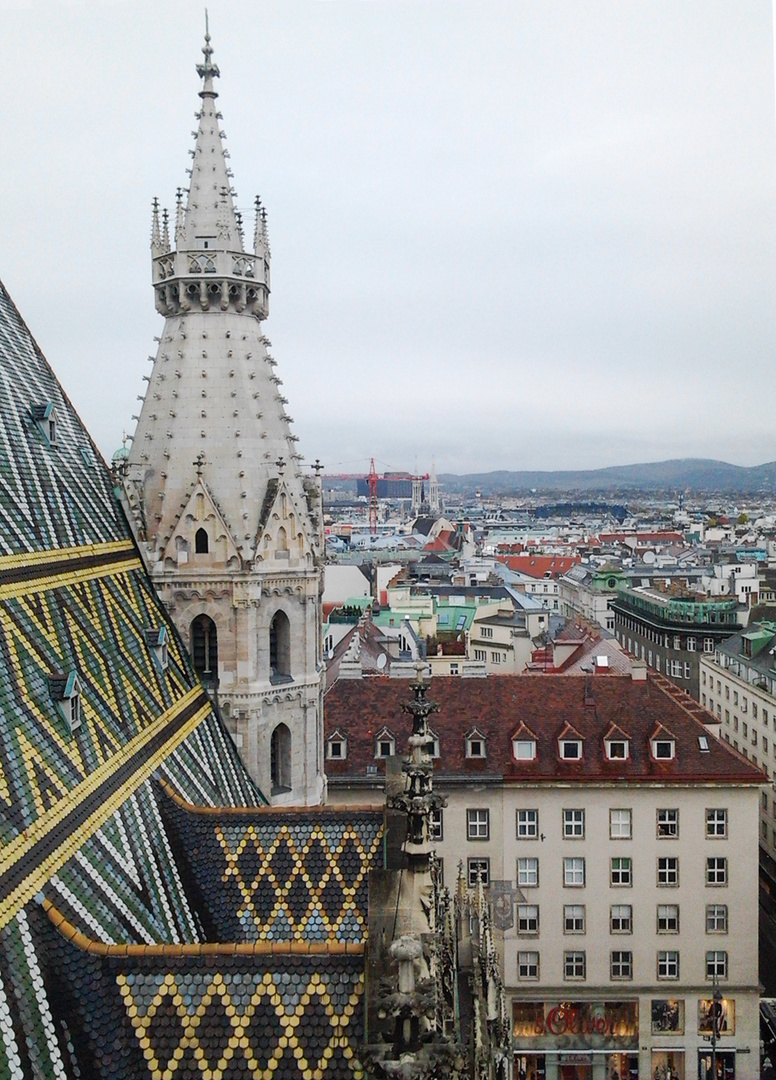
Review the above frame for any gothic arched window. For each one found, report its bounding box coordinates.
[269,611,291,684]
[195,528,209,554]
[270,723,292,794]
[191,615,218,683]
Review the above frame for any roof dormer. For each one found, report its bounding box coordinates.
[465,727,487,759]
[557,721,584,761]
[603,722,631,761]
[327,729,347,761]
[144,626,169,672]
[32,402,58,446]
[375,727,396,759]
[49,670,82,734]
[511,721,538,761]
[650,722,677,761]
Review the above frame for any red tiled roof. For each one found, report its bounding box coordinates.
[324,675,763,785]
[496,555,581,578]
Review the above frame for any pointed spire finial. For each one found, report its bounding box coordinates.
[196,9,220,90]
[151,197,162,251]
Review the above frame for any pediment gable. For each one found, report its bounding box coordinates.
[162,479,242,570]
[253,478,314,569]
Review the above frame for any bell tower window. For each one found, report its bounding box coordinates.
[191,615,218,683]
[270,723,292,794]
[269,611,291,683]
[195,528,209,554]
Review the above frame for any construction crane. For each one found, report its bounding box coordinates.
[321,460,430,535]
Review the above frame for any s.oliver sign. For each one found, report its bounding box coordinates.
[513,1002,639,1049]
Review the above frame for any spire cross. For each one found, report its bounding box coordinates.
[194,452,206,477]
[196,10,220,84]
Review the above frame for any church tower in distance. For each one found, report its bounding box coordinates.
[123,26,325,805]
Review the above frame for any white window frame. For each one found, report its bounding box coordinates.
[559,739,583,760]
[610,950,633,980]
[516,809,538,839]
[517,904,539,935]
[467,808,490,841]
[706,808,728,838]
[518,857,539,888]
[705,904,727,933]
[657,904,679,933]
[517,951,539,980]
[610,904,632,934]
[705,950,727,980]
[513,739,536,761]
[564,856,585,887]
[605,739,629,760]
[657,857,679,887]
[706,857,727,886]
[610,857,632,887]
[563,808,585,838]
[610,808,632,839]
[652,739,675,760]
[657,809,679,838]
[564,951,586,980]
[466,730,486,759]
[564,904,585,934]
[657,950,680,980]
[467,857,490,888]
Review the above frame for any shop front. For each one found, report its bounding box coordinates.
[513,1001,639,1080]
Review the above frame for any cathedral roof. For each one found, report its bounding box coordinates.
[0,276,382,1077]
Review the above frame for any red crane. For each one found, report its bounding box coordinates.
[321,460,431,536]
[367,458,378,535]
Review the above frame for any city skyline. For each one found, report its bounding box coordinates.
[1,0,774,474]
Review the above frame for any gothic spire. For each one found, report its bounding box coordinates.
[183,17,241,250]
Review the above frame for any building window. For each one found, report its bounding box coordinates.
[611,951,632,980]
[517,904,539,935]
[326,732,347,760]
[375,728,396,758]
[706,857,727,886]
[657,904,679,933]
[466,730,486,758]
[269,610,291,682]
[564,857,585,887]
[610,904,632,934]
[467,809,489,841]
[513,739,536,761]
[270,723,292,794]
[518,858,539,887]
[50,671,82,734]
[652,738,675,760]
[564,951,586,980]
[517,951,539,980]
[563,809,585,838]
[559,739,583,760]
[490,651,502,664]
[657,857,679,887]
[606,739,629,760]
[144,626,169,672]
[516,809,538,839]
[610,809,632,839]
[706,809,728,838]
[191,614,218,683]
[610,857,632,886]
[705,951,727,980]
[480,626,493,639]
[467,858,490,888]
[429,809,443,841]
[474,649,487,661]
[687,637,697,652]
[657,951,680,980]
[657,809,679,838]
[704,638,714,652]
[564,904,586,934]
[706,904,728,933]
[195,527,209,554]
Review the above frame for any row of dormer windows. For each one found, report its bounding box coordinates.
[326,729,681,763]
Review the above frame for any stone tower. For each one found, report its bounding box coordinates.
[122,26,325,805]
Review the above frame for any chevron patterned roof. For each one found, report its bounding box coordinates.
[0,280,383,1079]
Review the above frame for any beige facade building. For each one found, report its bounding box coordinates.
[122,33,324,804]
[324,673,763,1080]
[700,621,776,869]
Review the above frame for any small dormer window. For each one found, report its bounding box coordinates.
[327,731,347,760]
[375,728,395,758]
[428,730,441,759]
[653,739,676,760]
[606,740,629,761]
[49,671,82,734]
[513,739,536,760]
[466,729,486,759]
[560,739,582,760]
[144,627,169,672]
[33,403,58,446]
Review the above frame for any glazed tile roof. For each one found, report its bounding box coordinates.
[0,278,383,1079]
[324,674,765,785]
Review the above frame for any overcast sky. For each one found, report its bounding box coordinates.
[1,1,774,474]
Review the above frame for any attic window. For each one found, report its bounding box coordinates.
[428,730,441,758]
[513,738,536,761]
[652,738,676,761]
[49,671,82,734]
[559,739,583,760]
[466,730,486,759]
[33,403,58,446]
[698,736,710,753]
[375,728,396,758]
[606,739,629,761]
[327,731,347,761]
[144,627,169,672]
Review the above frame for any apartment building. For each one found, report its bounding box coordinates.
[700,621,776,872]
[324,673,763,1080]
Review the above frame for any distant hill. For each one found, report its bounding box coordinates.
[439,459,776,495]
